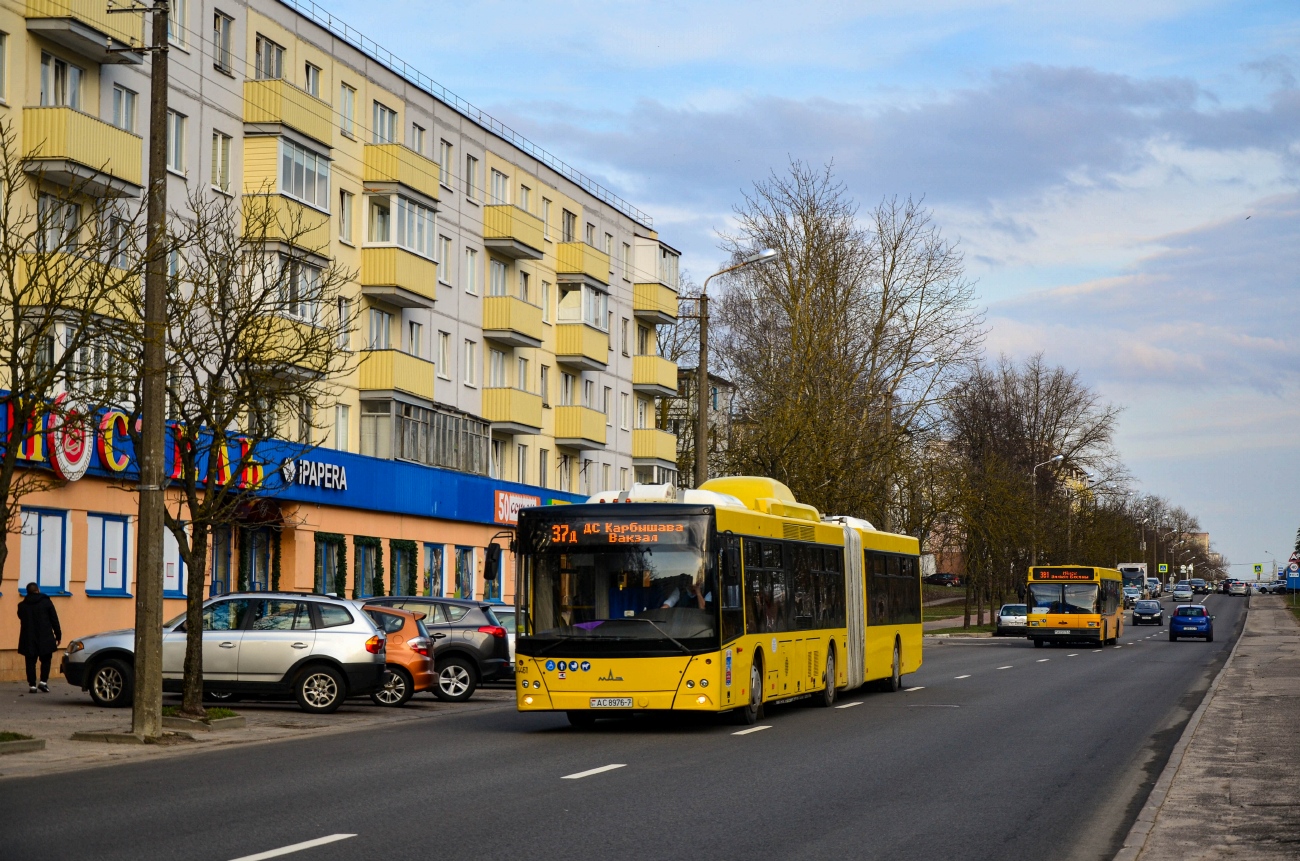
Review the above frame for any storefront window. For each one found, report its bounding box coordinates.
[356,542,378,598]
[424,543,444,597]
[455,546,475,599]
[242,528,271,591]
[314,536,341,594]
[391,543,413,596]
[211,528,231,596]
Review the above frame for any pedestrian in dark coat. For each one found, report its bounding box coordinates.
[17,582,61,693]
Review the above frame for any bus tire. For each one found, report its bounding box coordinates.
[733,657,764,725]
[815,649,836,707]
[881,641,901,692]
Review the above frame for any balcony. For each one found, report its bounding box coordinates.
[243,195,331,256]
[554,406,606,450]
[25,0,144,64]
[22,107,143,197]
[556,242,610,288]
[633,428,678,465]
[17,253,138,321]
[483,205,544,260]
[482,388,544,435]
[555,323,609,371]
[364,144,440,203]
[633,355,678,398]
[633,282,679,325]
[243,79,334,148]
[483,295,543,348]
[358,350,436,402]
[360,247,438,309]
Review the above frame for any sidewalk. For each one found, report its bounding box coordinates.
[0,680,514,781]
[1120,595,1300,860]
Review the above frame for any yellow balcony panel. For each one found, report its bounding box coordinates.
[483,296,544,348]
[243,195,331,257]
[483,205,544,260]
[556,242,610,288]
[25,0,144,64]
[633,355,678,398]
[17,253,138,321]
[364,144,440,203]
[358,350,435,402]
[482,388,544,434]
[554,406,607,450]
[243,79,334,148]
[555,323,609,371]
[22,107,143,196]
[250,315,336,377]
[633,282,679,325]
[633,428,678,465]
[360,247,438,309]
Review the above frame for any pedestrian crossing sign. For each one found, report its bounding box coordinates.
[1254,563,1263,576]
[1158,563,1168,573]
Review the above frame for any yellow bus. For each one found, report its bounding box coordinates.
[1025,566,1124,648]
[512,477,923,726]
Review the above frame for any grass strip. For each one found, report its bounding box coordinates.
[0,731,33,742]
[161,706,239,720]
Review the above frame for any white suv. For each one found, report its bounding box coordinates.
[62,593,388,713]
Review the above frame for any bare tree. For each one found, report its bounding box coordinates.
[112,187,355,716]
[0,121,145,584]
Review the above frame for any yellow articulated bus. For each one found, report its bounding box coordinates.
[1026,566,1125,648]
[512,476,922,726]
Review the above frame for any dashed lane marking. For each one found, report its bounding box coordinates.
[955,674,971,679]
[1068,653,1079,657]
[562,764,627,779]
[732,725,772,736]
[904,686,925,692]
[835,701,863,709]
[227,835,357,861]
[1037,659,1049,662]
[997,666,1013,670]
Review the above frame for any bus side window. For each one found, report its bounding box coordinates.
[720,535,743,643]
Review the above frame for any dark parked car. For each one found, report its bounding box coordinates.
[1132,599,1164,626]
[364,597,510,702]
[1169,605,1214,642]
[924,572,962,587]
[1188,579,1209,595]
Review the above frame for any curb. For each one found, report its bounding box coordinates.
[1112,596,1249,861]
[0,738,45,755]
[162,715,247,732]
[70,730,197,744]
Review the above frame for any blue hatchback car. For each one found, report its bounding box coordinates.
[1169,604,1214,642]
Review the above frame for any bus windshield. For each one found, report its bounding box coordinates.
[1028,582,1099,615]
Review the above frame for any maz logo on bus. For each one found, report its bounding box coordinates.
[1032,567,1096,581]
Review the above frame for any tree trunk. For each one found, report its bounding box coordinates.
[179,529,209,717]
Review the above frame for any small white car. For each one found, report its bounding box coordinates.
[1172,583,1194,602]
[1228,580,1250,596]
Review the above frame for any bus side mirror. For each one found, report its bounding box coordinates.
[485,543,502,581]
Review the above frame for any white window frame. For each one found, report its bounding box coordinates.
[373,101,398,144]
[464,247,479,295]
[304,62,321,97]
[368,308,392,350]
[19,508,69,595]
[437,331,451,379]
[166,110,186,174]
[340,84,356,136]
[211,131,232,193]
[278,138,331,212]
[112,84,137,133]
[463,339,478,387]
[85,513,131,596]
[339,189,354,244]
[254,34,284,80]
[212,12,234,74]
[335,404,350,452]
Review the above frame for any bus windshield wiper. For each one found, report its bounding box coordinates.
[619,618,691,654]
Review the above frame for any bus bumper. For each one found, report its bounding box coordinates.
[1029,629,1102,644]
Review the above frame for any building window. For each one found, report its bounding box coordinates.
[516,443,528,484]
[604,387,612,424]
[86,514,130,596]
[422,544,444,597]
[602,463,611,492]
[638,325,653,356]
[335,404,350,451]
[279,138,330,210]
[484,559,502,602]
[490,169,509,204]
[437,331,451,378]
[464,247,479,294]
[39,53,81,108]
[212,12,233,73]
[211,528,232,597]
[37,193,79,253]
[390,543,413,596]
[622,242,631,280]
[254,35,284,79]
[355,541,378,599]
[560,372,575,406]
[454,547,475,599]
[636,398,648,429]
[368,308,391,350]
[336,297,351,349]
[621,467,630,491]
[463,339,477,386]
[586,223,596,245]
[339,83,356,135]
[111,85,137,133]
[368,196,390,243]
[211,132,232,192]
[304,62,321,97]
[282,257,320,321]
[561,209,576,243]
[437,235,451,280]
[541,280,551,322]
[540,365,550,407]
[438,139,453,187]
[0,33,7,100]
[411,123,425,154]
[621,318,629,356]
[517,357,529,391]
[538,449,549,489]
[605,232,613,257]
[583,379,595,408]
[339,190,354,243]
[314,537,341,594]
[488,348,507,388]
[542,198,551,238]
[621,392,630,429]
[465,155,480,200]
[168,0,187,47]
[559,455,572,491]
[297,397,312,444]
[395,197,435,258]
[519,184,531,212]
[166,110,185,173]
[19,509,67,594]
[407,321,423,358]
[518,270,530,303]
[660,248,679,288]
[489,259,507,297]
[373,101,398,144]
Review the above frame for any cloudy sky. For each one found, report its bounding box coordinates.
[324,0,1299,569]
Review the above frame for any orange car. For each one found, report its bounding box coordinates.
[361,605,436,706]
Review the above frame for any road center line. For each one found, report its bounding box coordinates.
[561,763,627,779]
[227,835,356,861]
[1068,653,1079,657]
[955,674,971,679]
[835,701,863,709]
[904,686,925,692]
[997,665,1012,670]
[732,725,773,736]
[1037,658,1049,662]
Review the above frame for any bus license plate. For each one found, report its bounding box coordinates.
[1055,630,1069,634]
[590,697,633,709]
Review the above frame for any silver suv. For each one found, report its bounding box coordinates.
[62,593,387,714]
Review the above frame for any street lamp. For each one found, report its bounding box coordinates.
[695,248,780,487]
[1030,454,1064,566]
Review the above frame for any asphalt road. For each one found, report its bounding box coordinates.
[0,592,1246,861]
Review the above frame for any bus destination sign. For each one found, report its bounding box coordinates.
[549,519,694,546]
[1031,567,1096,581]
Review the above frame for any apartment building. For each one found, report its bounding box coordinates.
[0,0,680,677]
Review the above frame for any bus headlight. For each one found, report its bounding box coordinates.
[523,696,534,705]
[1087,621,1099,627]
[696,696,707,704]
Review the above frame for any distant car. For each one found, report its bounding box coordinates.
[360,606,436,707]
[1169,604,1214,642]
[492,605,517,672]
[1256,579,1288,595]
[1220,579,1237,594]
[1132,600,1164,626]
[1172,583,1194,602]
[924,572,962,587]
[1122,587,1141,608]
[1228,580,1250,597]
[364,597,510,702]
[1145,578,1163,598]
[995,604,1028,637]
[1189,579,1209,595]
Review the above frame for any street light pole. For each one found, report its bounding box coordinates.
[695,249,778,488]
[1030,454,1064,566]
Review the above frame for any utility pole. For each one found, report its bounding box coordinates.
[131,0,170,740]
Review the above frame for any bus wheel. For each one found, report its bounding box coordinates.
[815,650,836,707]
[567,711,596,729]
[881,642,901,692]
[733,659,764,724]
